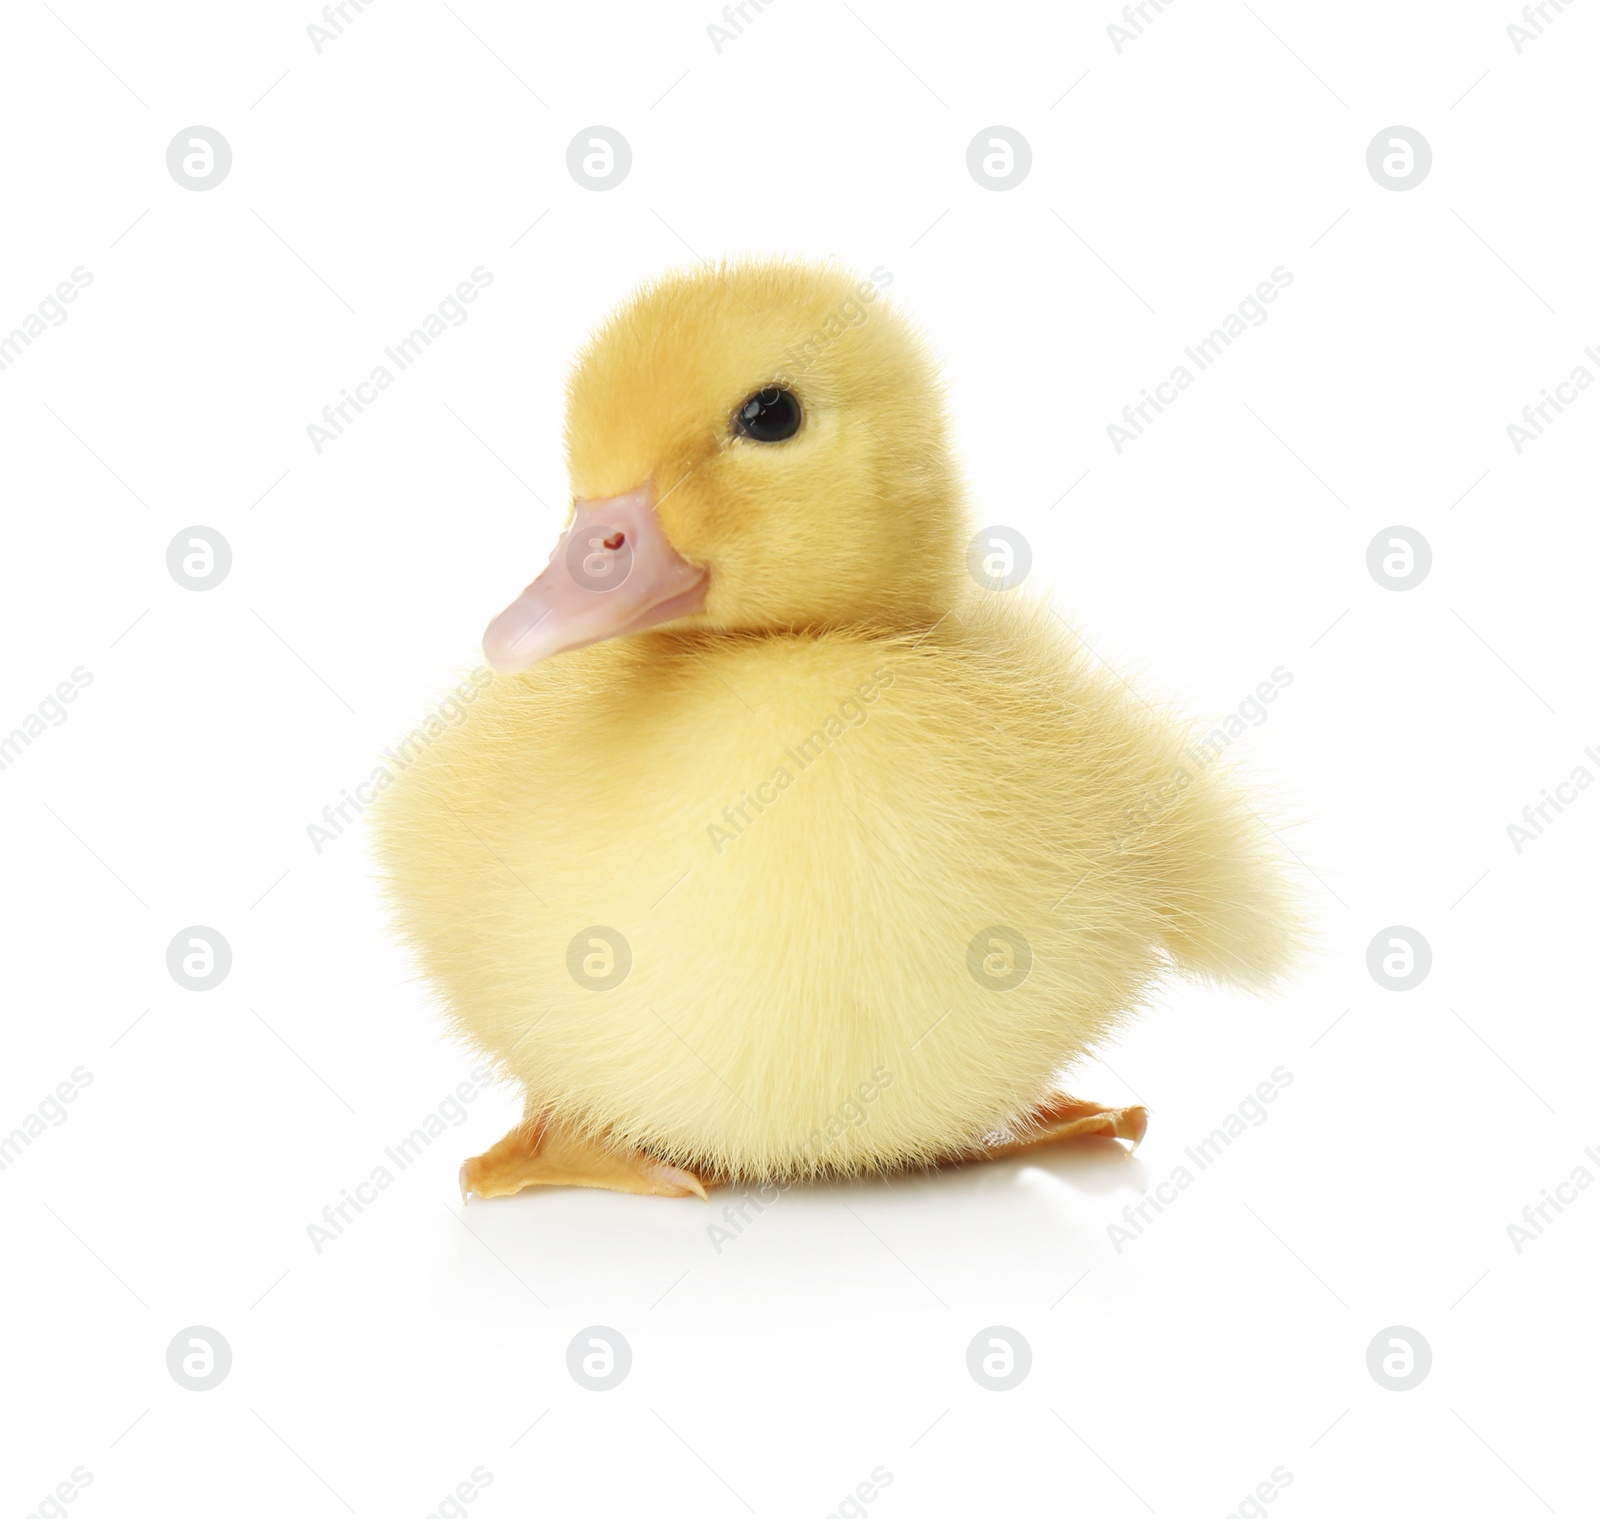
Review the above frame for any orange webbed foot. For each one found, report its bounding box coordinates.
[461,1117,709,1201]
[944,1093,1148,1166]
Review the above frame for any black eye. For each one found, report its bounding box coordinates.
[734,386,802,443]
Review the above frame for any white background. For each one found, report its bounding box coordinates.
[2,2,1596,1515]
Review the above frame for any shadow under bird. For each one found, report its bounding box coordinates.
[372,258,1299,1201]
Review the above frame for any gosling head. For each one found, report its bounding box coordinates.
[483,259,966,673]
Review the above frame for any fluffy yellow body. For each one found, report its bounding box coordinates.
[372,594,1295,1182]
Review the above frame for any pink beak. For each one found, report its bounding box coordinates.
[482,485,709,674]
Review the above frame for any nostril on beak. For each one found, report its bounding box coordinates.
[602,532,625,551]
